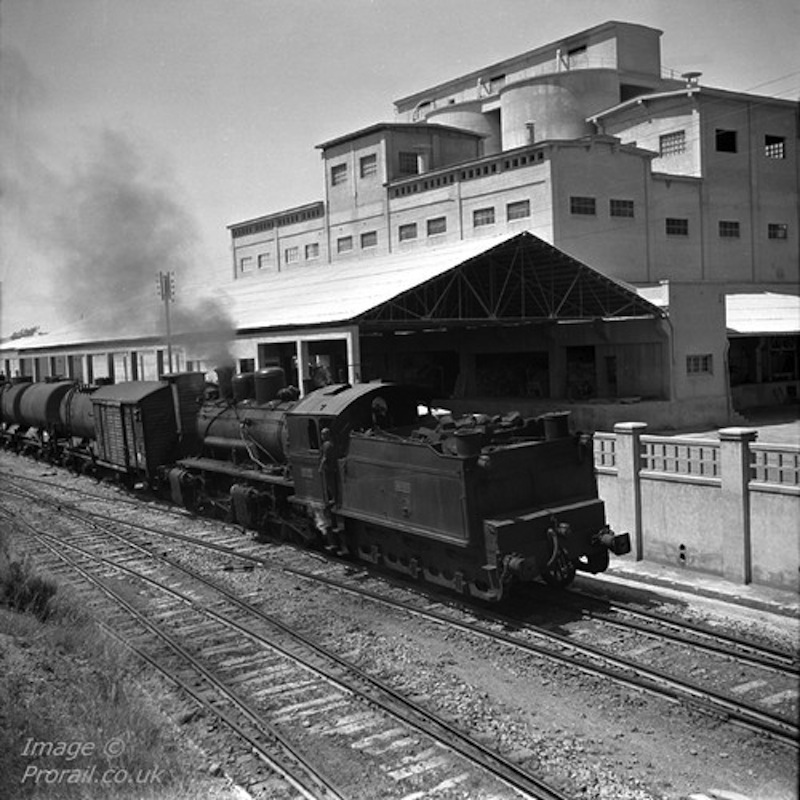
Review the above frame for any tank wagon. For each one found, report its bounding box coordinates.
[0,369,629,600]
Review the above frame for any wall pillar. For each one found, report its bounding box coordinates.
[719,427,758,583]
[345,327,361,385]
[83,354,94,384]
[295,339,310,396]
[613,422,647,561]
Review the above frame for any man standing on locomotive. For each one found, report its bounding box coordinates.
[319,428,339,507]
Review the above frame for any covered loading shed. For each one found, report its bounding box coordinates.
[229,231,667,424]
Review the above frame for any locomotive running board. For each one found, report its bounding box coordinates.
[175,457,292,486]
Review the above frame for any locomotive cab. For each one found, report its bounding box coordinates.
[286,382,428,508]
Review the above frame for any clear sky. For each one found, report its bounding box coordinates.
[1,0,798,340]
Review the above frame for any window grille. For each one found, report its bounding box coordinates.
[360,154,378,177]
[768,223,788,240]
[473,207,495,227]
[764,135,786,159]
[610,199,635,218]
[686,354,713,375]
[666,218,689,236]
[427,217,446,236]
[570,196,596,215]
[507,200,530,220]
[719,220,740,238]
[659,130,686,156]
[399,152,419,175]
[399,223,417,241]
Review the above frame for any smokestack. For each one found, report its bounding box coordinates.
[216,366,234,401]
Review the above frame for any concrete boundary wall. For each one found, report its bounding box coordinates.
[594,425,800,591]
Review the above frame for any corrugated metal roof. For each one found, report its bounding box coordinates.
[229,234,518,331]
[2,232,662,355]
[726,293,800,335]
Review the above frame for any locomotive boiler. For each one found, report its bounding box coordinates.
[0,369,630,601]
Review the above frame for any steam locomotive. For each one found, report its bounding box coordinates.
[0,368,629,601]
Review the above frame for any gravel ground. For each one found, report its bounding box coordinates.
[1,451,797,799]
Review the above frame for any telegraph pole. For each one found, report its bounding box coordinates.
[156,271,175,373]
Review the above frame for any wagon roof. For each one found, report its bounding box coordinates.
[91,381,169,404]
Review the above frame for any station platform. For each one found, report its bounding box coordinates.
[578,559,799,619]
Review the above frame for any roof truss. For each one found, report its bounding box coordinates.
[358,232,662,328]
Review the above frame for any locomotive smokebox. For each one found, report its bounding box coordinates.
[216,366,234,401]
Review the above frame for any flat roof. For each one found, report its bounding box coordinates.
[726,293,800,336]
[590,85,798,122]
[315,122,484,152]
[394,21,660,109]
[636,287,800,336]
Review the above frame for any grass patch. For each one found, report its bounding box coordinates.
[0,526,233,798]
[0,529,59,621]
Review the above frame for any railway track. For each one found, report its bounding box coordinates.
[2,468,797,754]
[1,480,571,800]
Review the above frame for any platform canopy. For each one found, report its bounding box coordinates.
[233,231,663,334]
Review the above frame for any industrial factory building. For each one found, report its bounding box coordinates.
[3,20,798,427]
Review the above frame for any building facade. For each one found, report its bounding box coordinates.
[227,20,798,417]
[230,20,798,292]
[3,21,797,426]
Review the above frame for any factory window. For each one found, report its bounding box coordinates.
[768,223,788,240]
[473,207,495,227]
[489,73,505,93]
[507,200,530,220]
[284,246,299,264]
[399,151,419,175]
[610,199,635,218]
[305,242,320,259]
[719,220,740,238]
[764,135,786,159]
[399,223,417,241]
[427,216,447,236]
[331,163,348,185]
[360,154,378,177]
[361,231,378,248]
[666,218,689,237]
[686,354,713,375]
[336,236,353,253]
[257,253,271,269]
[715,129,737,153]
[659,130,686,156]
[566,44,587,68]
[570,196,596,215]
[239,256,253,273]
